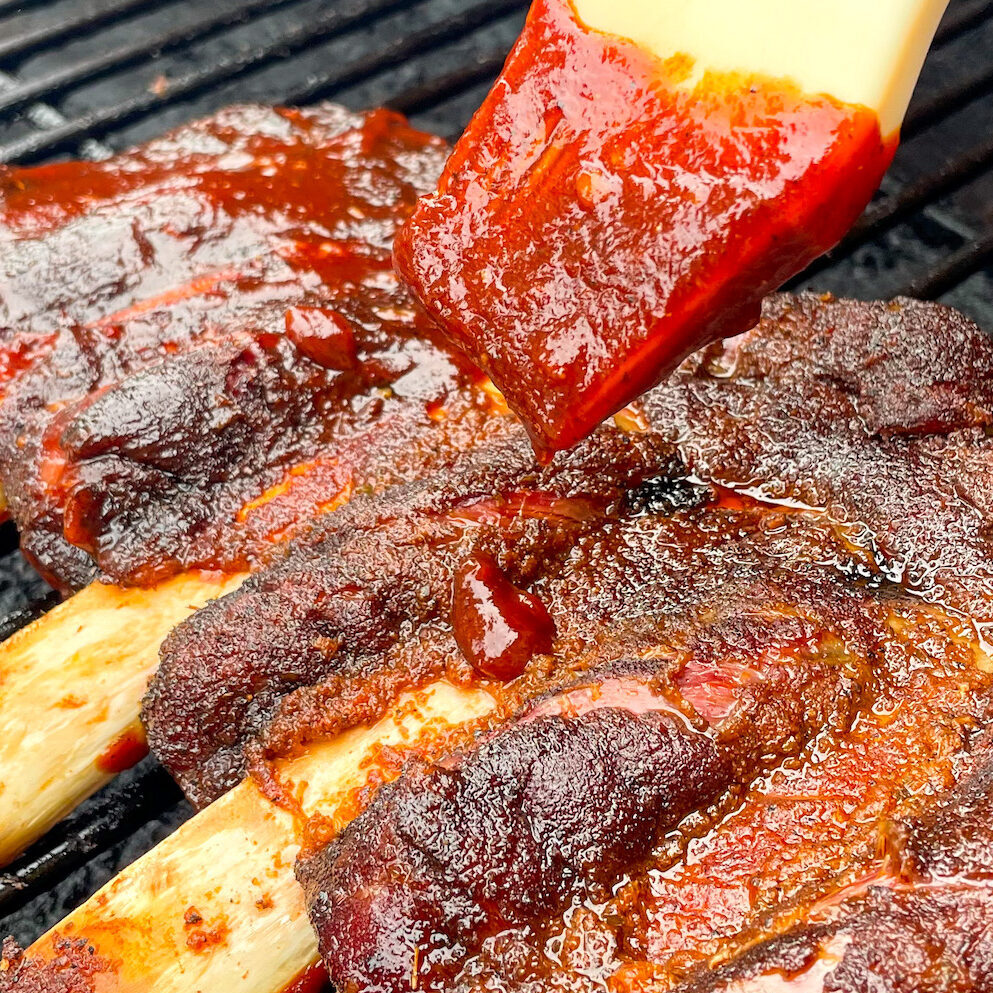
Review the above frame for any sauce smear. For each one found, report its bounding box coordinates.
[395,0,896,457]
[95,725,149,774]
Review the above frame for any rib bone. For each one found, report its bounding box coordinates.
[7,681,494,992]
[0,571,245,865]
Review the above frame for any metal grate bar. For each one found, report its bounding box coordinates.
[281,0,527,106]
[0,762,182,921]
[0,0,50,18]
[0,0,306,117]
[901,231,993,298]
[0,0,413,163]
[903,61,993,139]
[0,68,112,160]
[933,0,993,43]
[0,0,982,125]
[389,52,509,118]
[795,134,993,286]
[0,590,60,643]
[0,0,161,64]
[0,0,525,163]
[0,0,465,162]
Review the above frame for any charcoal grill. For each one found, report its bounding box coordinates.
[0,0,991,957]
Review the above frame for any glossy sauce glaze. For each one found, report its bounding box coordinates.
[451,551,557,681]
[395,0,895,457]
[0,105,516,590]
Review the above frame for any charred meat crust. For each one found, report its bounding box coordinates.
[647,293,993,621]
[144,418,876,809]
[296,563,993,993]
[148,293,993,809]
[299,703,731,993]
[143,428,690,805]
[299,644,861,993]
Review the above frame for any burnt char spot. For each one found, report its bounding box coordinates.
[299,705,729,993]
[648,294,993,622]
[0,936,111,993]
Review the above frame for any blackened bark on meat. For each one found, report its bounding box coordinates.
[300,704,728,993]
[143,494,589,806]
[299,644,859,993]
[144,428,690,805]
[647,294,993,621]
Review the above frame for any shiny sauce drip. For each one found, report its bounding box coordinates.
[395,0,896,457]
[284,306,359,371]
[95,725,149,775]
[451,551,556,681]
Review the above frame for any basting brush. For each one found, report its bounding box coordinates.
[396,0,950,456]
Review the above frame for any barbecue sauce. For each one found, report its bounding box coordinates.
[284,306,359,371]
[451,551,556,680]
[95,724,149,774]
[395,0,896,457]
[0,105,518,591]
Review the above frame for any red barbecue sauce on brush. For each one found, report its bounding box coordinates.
[395,0,897,458]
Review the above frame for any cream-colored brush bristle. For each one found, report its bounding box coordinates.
[17,681,496,992]
[574,0,949,135]
[0,571,246,865]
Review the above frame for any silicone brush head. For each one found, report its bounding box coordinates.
[395,0,948,457]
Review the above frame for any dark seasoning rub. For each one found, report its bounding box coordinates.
[142,278,993,989]
[285,298,993,992]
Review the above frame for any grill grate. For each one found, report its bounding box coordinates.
[0,0,528,161]
[1,0,992,955]
[0,0,161,63]
[0,0,304,117]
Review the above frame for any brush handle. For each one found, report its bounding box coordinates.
[574,0,950,135]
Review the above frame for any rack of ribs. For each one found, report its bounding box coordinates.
[3,106,993,993]
[0,103,523,862]
[0,102,512,592]
[4,288,993,990]
[112,294,993,990]
[145,291,993,803]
